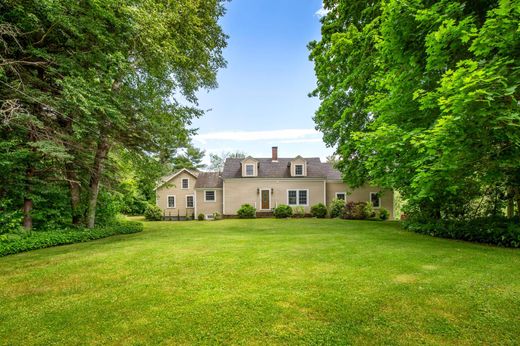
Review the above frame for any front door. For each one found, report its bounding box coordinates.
[261,189,270,210]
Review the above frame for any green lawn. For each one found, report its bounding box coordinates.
[1,219,519,345]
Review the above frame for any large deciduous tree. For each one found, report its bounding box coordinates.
[310,0,520,221]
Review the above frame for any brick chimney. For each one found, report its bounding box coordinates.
[272,146,278,162]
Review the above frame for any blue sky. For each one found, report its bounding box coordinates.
[192,0,332,164]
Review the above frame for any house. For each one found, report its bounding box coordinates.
[155,147,393,219]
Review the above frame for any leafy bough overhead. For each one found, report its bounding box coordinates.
[309,0,520,223]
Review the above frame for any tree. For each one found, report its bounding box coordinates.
[171,144,206,171]
[310,0,520,221]
[0,0,227,229]
[209,151,247,172]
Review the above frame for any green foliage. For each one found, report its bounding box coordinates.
[342,202,371,220]
[273,204,293,218]
[213,212,222,220]
[310,0,520,229]
[144,204,162,221]
[329,198,345,219]
[237,204,256,219]
[292,206,305,218]
[0,221,143,257]
[197,213,205,221]
[379,208,390,221]
[310,203,328,218]
[171,144,206,171]
[0,200,23,234]
[404,217,520,248]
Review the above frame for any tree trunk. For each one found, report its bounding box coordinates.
[507,188,515,218]
[22,165,34,231]
[86,135,110,229]
[65,163,82,225]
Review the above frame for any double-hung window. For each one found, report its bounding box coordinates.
[181,178,189,189]
[167,195,176,208]
[287,189,308,206]
[294,164,303,176]
[370,192,381,208]
[336,192,346,201]
[186,195,194,208]
[205,190,216,202]
[245,164,254,176]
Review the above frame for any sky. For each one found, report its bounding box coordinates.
[192,0,332,165]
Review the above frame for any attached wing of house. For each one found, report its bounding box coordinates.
[155,147,393,219]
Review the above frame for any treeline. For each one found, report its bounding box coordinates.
[310,1,520,230]
[0,0,227,231]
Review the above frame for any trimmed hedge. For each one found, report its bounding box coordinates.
[0,221,143,257]
[310,203,327,218]
[403,217,520,248]
[273,204,293,218]
[237,204,256,218]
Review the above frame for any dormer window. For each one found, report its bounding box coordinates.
[245,164,255,176]
[290,156,307,177]
[295,164,303,176]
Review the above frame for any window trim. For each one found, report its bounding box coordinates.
[167,195,176,208]
[181,178,189,189]
[245,164,255,176]
[204,190,216,202]
[370,192,381,208]
[335,192,347,201]
[294,164,304,176]
[186,195,194,208]
[287,189,309,206]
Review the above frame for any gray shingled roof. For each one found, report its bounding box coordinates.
[194,172,223,188]
[222,157,342,180]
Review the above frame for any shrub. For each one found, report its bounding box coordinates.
[237,204,256,218]
[0,221,143,257]
[144,204,162,221]
[342,201,371,220]
[379,208,390,220]
[311,203,327,218]
[403,216,520,248]
[198,213,205,221]
[213,212,222,220]
[329,198,345,218]
[274,204,293,218]
[292,206,305,218]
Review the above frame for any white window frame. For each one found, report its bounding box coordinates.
[287,189,309,206]
[167,195,176,208]
[245,164,255,176]
[181,178,189,189]
[294,164,304,176]
[186,195,194,208]
[204,190,216,202]
[335,192,347,200]
[370,192,381,208]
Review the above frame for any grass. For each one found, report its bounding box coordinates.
[0,218,519,345]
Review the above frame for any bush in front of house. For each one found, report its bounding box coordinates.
[329,198,345,218]
[292,206,305,218]
[213,212,222,220]
[144,204,162,221]
[311,203,328,218]
[342,201,371,220]
[198,213,205,221]
[379,208,390,220]
[273,204,293,218]
[237,204,256,218]
[0,221,143,257]
[403,216,520,248]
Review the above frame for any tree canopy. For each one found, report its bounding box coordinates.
[310,0,520,221]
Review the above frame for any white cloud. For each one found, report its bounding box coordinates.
[195,129,320,144]
[280,138,323,144]
[315,5,329,18]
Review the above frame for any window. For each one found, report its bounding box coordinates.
[336,192,346,201]
[295,164,303,176]
[181,178,189,189]
[287,189,308,206]
[288,190,297,205]
[370,192,381,208]
[167,195,175,208]
[205,190,216,202]
[245,164,254,176]
[186,195,194,208]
